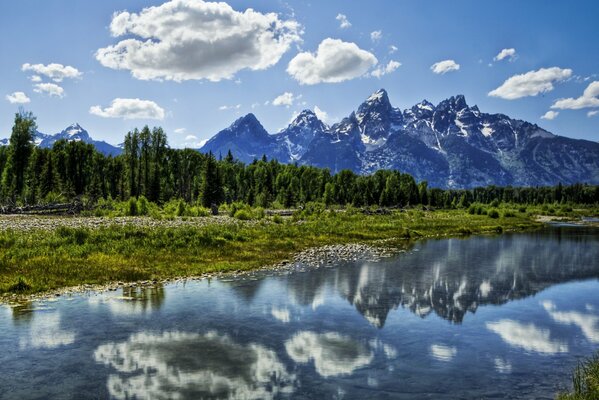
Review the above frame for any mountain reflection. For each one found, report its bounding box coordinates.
[284,227,599,326]
[94,331,295,400]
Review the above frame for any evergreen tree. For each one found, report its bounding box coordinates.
[1,110,36,202]
[200,152,224,207]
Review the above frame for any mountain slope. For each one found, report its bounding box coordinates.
[199,89,599,188]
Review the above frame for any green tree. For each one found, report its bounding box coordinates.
[1,110,36,202]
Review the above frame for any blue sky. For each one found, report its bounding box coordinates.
[0,0,598,146]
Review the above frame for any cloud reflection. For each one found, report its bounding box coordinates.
[430,344,457,362]
[542,301,599,343]
[285,331,373,377]
[486,319,568,354]
[94,331,295,400]
[19,312,75,349]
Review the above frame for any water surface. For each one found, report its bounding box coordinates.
[1,226,599,399]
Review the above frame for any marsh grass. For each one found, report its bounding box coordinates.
[0,209,542,295]
[557,353,599,400]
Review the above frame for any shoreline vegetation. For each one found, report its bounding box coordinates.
[1,201,598,301]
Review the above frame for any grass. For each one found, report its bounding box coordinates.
[557,353,599,399]
[0,208,544,296]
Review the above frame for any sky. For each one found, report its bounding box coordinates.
[0,0,598,147]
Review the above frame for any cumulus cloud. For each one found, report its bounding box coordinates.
[33,83,65,98]
[494,48,517,62]
[185,134,198,141]
[486,319,568,354]
[389,45,398,54]
[22,63,82,82]
[29,75,42,83]
[90,98,165,120]
[336,13,351,29]
[488,67,572,100]
[371,60,401,78]
[285,331,373,377]
[370,30,382,42]
[588,110,598,117]
[95,331,295,399]
[272,92,296,107]
[96,0,302,82]
[430,59,460,74]
[287,38,378,85]
[551,81,599,110]
[541,110,559,120]
[5,91,30,104]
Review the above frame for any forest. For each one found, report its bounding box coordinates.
[1,111,598,210]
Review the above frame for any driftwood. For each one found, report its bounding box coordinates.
[0,201,83,215]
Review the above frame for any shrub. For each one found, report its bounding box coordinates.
[253,207,265,219]
[127,198,138,216]
[272,215,283,224]
[488,209,500,219]
[518,206,527,213]
[490,199,500,208]
[137,196,149,216]
[234,209,252,220]
[503,211,516,218]
[468,205,476,215]
[9,276,31,293]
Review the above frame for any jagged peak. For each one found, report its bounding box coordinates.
[363,88,390,106]
[413,99,435,112]
[437,94,469,111]
[289,109,325,129]
[230,113,262,128]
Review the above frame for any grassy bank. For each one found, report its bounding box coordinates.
[557,353,599,399]
[0,207,544,296]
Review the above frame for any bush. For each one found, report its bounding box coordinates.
[137,196,149,216]
[234,209,252,220]
[176,200,187,217]
[488,209,500,219]
[127,198,138,216]
[490,199,500,208]
[503,211,516,218]
[518,206,527,213]
[468,205,476,215]
[9,276,31,293]
[272,215,283,224]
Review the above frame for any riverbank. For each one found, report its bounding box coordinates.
[0,208,546,300]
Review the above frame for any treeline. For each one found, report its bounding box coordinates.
[1,111,598,208]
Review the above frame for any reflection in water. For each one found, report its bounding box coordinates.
[89,285,165,315]
[285,331,373,377]
[282,227,599,326]
[493,357,512,374]
[19,312,75,350]
[430,344,457,362]
[271,307,290,323]
[486,319,568,354]
[94,331,295,400]
[542,300,599,343]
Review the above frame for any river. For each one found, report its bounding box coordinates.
[1,225,598,399]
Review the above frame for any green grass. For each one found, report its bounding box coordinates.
[557,353,599,399]
[0,209,543,296]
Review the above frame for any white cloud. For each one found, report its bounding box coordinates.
[541,110,559,120]
[430,344,457,362]
[314,106,329,123]
[389,45,398,54]
[430,59,460,74]
[371,60,401,78]
[90,98,165,120]
[588,110,598,117]
[488,67,572,100]
[336,13,351,29]
[33,83,65,98]
[272,92,295,107]
[287,38,378,85]
[5,91,30,104]
[95,331,295,399]
[19,313,75,350]
[184,134,197,141]
[494,48,517,62]
[96,0,302,82]
[551,81,599,110]
[370,30,382,42]
[174,128,186,134]
[29,75,42,83]
[22,63,82,82]
[486,319,568,354]
[271,307,290,323]
[285,331,373,377]
[218,104,241,111]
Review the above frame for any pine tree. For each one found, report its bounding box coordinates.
[1,110,36,202]
[200,152,224,207]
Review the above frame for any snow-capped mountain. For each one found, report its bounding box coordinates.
[200,89,599,188]
[0,123,121,156]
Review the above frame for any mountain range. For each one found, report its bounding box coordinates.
[0,123,121,156]
[201,89,599,188]
[2,89,598,188]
